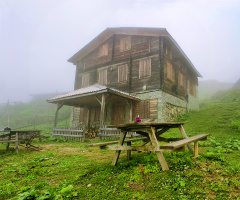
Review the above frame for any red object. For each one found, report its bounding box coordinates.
[136,117,141,122]
[108,177,111,180]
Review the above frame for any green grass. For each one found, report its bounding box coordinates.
[0,100,71,130]
[0,140,239,200]
[0,88,240,199]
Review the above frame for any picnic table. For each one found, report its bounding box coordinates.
[87,122,209,171]
[0,130,49,153]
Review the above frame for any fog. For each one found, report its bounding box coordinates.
[1,0,240,104]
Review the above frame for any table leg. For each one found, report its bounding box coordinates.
[15,132,19,153]
[179,125,194,153]
[112,131,127,166]
[148,127,169,171]
[127,142,131,160]
[193,141,199,158]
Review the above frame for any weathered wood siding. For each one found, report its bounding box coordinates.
[74,35,161,93]
[131,54,160,92]
[162,38,198,100]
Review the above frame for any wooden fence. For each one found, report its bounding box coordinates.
[52,128,85,142]
[98,126,140,140]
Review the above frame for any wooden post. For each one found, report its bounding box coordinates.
[129,100,133,123]
[179,125,193,153]
[54,102,64,128]
[112,131,127,165]
[127,142,131,160]
[15,132,18,153]
[99,94,106,128]
[193,141,199,158]
[87,106,91,130]
[148,127,169,171]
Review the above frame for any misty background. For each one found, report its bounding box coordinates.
[1,0,240,104]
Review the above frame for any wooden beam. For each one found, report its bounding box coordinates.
[87,137,147,147]
[193,141,199,158]
[99,94,106,127]
[105,94,112,103]
[112,131,127,166]
[148,127,169,171]
[160,134,209,149]
[95,96,101,105]
[179,125,194,153]
[54,102,64,128]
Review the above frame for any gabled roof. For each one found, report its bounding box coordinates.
[68,27,202,77]
[47,84,140,106]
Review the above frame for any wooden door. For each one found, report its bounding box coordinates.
[111,104,126,125]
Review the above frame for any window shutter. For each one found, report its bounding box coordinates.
[98,68,107,85]
[82,73,90,87]
[118,64,128,82]
[139,58,151,78]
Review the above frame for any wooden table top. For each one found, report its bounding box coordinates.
[112,122,188,129]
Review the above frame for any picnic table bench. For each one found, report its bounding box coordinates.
[0,130,49,153]
[87,122,209,171]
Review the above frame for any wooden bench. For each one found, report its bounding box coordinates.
[86,137,147,160]
[160,134,209,158]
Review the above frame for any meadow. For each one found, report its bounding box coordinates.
[0,88,240,199]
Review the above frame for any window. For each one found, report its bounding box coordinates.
[120,36,131,51]
[165,45,172,59]
[179,72,184,87]
[139,58,151,79]
[118,64,128,83]
[99,43,108,57]
[166,60,174,81]
[81,73,90,87]
[98,68,107,85]
[187,79,196,97]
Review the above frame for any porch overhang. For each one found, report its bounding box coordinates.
[48,84,139,128]
[47,84,140,107]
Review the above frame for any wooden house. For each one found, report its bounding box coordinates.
[48,27,202,131]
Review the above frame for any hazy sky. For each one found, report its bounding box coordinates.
[1,0,240,103]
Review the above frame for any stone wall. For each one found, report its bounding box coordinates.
[136,88,199,122]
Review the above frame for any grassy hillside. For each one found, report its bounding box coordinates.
[0,99,71,132]
[182,88,240,137]
[0,89,240,199]
[198,80,233,100]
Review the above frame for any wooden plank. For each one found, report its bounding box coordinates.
[160,134,209,149]
[52,134,84,138]
[179,125,194,153]
[193,141,199,158]
[100,145,185,153]
[15,132,18,153]
[112,131,127,166]
[127,142,131,160]
[86,137,147,147]
[148,127,169,171]
[53,129,83,133]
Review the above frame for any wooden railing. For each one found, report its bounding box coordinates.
[52,128,85,142]
[98,126,140,140]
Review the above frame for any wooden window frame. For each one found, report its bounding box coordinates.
[120,36,131,52]
[179,72,184,87]
[139,58,151,79]
[118,64,128,83]
[98,68,107,85]
[99,43,109,57]
[187,79,196,97]
[166,60,174,82]
[81,73,90,88]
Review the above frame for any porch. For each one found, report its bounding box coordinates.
[47,84,140,141]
